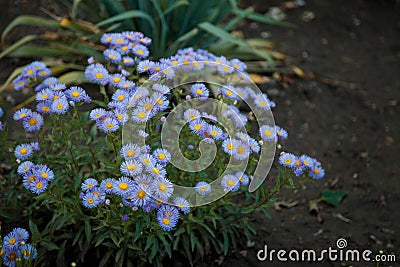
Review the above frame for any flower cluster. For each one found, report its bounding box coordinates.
[80,143,190,231]
[78,31,326,232]
[13,142,55,194]
[17,160,55,194]
[1,228,37,267]
[279,152,325,179]
[12,61,51,91]
[12,62,91,132]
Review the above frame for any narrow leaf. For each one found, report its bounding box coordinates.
[96,10,155,29]
[198,22,247,47]
[0,35,38,59]
[2,15,60,43]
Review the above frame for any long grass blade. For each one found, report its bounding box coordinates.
[95,10,155,29]
[0,35,38,59]
[1,16,60,44]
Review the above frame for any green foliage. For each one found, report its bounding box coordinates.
[0,0,292,76]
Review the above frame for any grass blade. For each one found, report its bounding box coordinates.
[1,15,60,44]
[0,35,38,59]
[95,10,155,29]
[236,9,295,27]
[198,22,247,47]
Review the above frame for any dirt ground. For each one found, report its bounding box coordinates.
[220,0,400,266]
[1,0,399,266]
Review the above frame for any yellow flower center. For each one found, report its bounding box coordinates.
[227,179,235,187]
[136,49,144,55]
[88,198,94,204]
[199,186,207,191]
[194,124,202,131]
[106,182,113,189]
[113,77,121,83]
[117,95,125,101]
[237,146,244,154]
[259,101,266,107]
[264,130,272,137]
[42,93,48,99]
[152,168,160,175]
[119,182,129,190]
[222,66,230,72]
[226,90,233,96]
[126,150,135,157]
[192,61,199,67]
[157,99,163,105]
[8,237,16,245]
[195,89,203,95]
[36,182,43,189]
[227,143,234,150]
[19,113,26,118]
[126,164,136,171]
[57,104,64,110]
[71,91,80,98]
[20,148,28,154]
[159,183,166,192]
[284,158,292,164]
[27,70,34,75]
[41,172,48,178]
[158,154,165,160]
[96,73,103,79]
[137,112,147,119]
[137,190,146,199]
[163,218,170,225]
[42,106,50,112]
[29,118,37,126]
[144,103,152,111]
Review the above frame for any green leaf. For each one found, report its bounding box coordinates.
[198,22,247,47]
[222,230,229,255]
[99,250,113,267]
[40,240,60,250]
[150,238,158,260]
[6,44,73,58]
[261,207,271,219]
[145,235,154,251]
[29,220,40,240]
[322,190,347,207]
[58,71,86,85]
[236,9,295,27]
[84,218,91,239]
[0,35,38,59]
[0,65,25,93]
[1,15,60,42]
[96,10,155,29]
[164,0,189,15]
[72,0,83,20]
